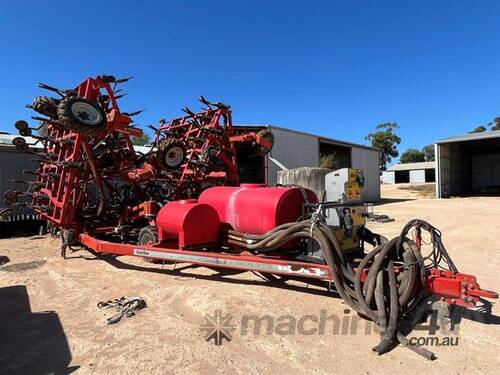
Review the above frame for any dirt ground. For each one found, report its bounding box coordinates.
[1,186,499,374]
[381,182,436,199]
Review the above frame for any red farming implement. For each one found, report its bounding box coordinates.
[7,76,273,242]
[3,76,497,360]
[130,95,273,199]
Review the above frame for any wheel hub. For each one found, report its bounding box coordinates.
[165,146,184,167]
[70,102,102,126]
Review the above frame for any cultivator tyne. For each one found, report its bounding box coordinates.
[5,75,273,240]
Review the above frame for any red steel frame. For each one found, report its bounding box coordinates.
[79,233,498,308]
[24,76,274,237]
[33,76,142,232]
[157,106,240,183]
[154,105,273,198]
[80,233,331,279]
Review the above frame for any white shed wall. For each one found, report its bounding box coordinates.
[267,127,319,186]
[409,169,426,183]
[382,171,395,184]
[265,127,380,202]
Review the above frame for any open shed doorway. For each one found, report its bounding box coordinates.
[236,143,266,183]
[395,170,410,183]
[425,169,435,182]
[438,136,500,197]
[319,141,350,169]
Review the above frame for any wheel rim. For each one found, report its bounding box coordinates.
[70,101,103,126]
[164,146,184,167]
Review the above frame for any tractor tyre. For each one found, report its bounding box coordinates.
[157,138,187,169]
[32,96,60,119]
[57,96,107,136]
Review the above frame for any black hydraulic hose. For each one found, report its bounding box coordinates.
[397,219,458,272]
[374,270,386,333]
[372,260,399,354]
[223,218,447,359]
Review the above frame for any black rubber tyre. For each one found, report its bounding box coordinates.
[3,191,17,205]
[33,96,60,118]
[57,96,107,136]
[15,121,32,137]
[157,138,187,169]
[200,146,224,167]
[15,120,29,131]
[256,129,274,156]
[19,127,32,137]
[138,226,161,263]
[14,120,32,137]
[138,225,158,246]
[12,136,27,151]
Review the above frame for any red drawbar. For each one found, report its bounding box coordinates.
[425,268,498,307]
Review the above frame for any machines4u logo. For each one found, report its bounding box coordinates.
[200,310,236,345]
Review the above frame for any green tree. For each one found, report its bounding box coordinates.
[422,144,435,161]
[365,122,401,171]
[131,133,151,146]
[491,117,500,131]
[469,125,486,133]
[400,148,425,163]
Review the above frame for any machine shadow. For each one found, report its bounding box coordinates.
[374,197,416,205]
[91,251,337,299]
[0,255,10,266]
[452,299,500,326]
[0,285,78,374]
[75,251,500,359]
[0,219,46,239]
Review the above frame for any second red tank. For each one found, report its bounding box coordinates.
[198,184,317,235]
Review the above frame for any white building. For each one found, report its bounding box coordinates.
[435,131,500,197]
[382,161,435,184]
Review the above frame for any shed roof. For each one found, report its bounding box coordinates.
[436,130,500,144]
[235,124,378,151]
[386,161,435,171]
[0,132,39,148]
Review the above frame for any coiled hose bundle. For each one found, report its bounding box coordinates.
[227,219,455,359]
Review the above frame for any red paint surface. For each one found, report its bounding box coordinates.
[198,184,318,234]
[156,199,220,247]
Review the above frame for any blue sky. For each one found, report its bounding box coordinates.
[1,1,499,162]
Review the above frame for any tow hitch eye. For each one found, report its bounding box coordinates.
[425,269,498,308]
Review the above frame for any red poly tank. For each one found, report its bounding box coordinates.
[156,199,220,248]
[198,184,317,235]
